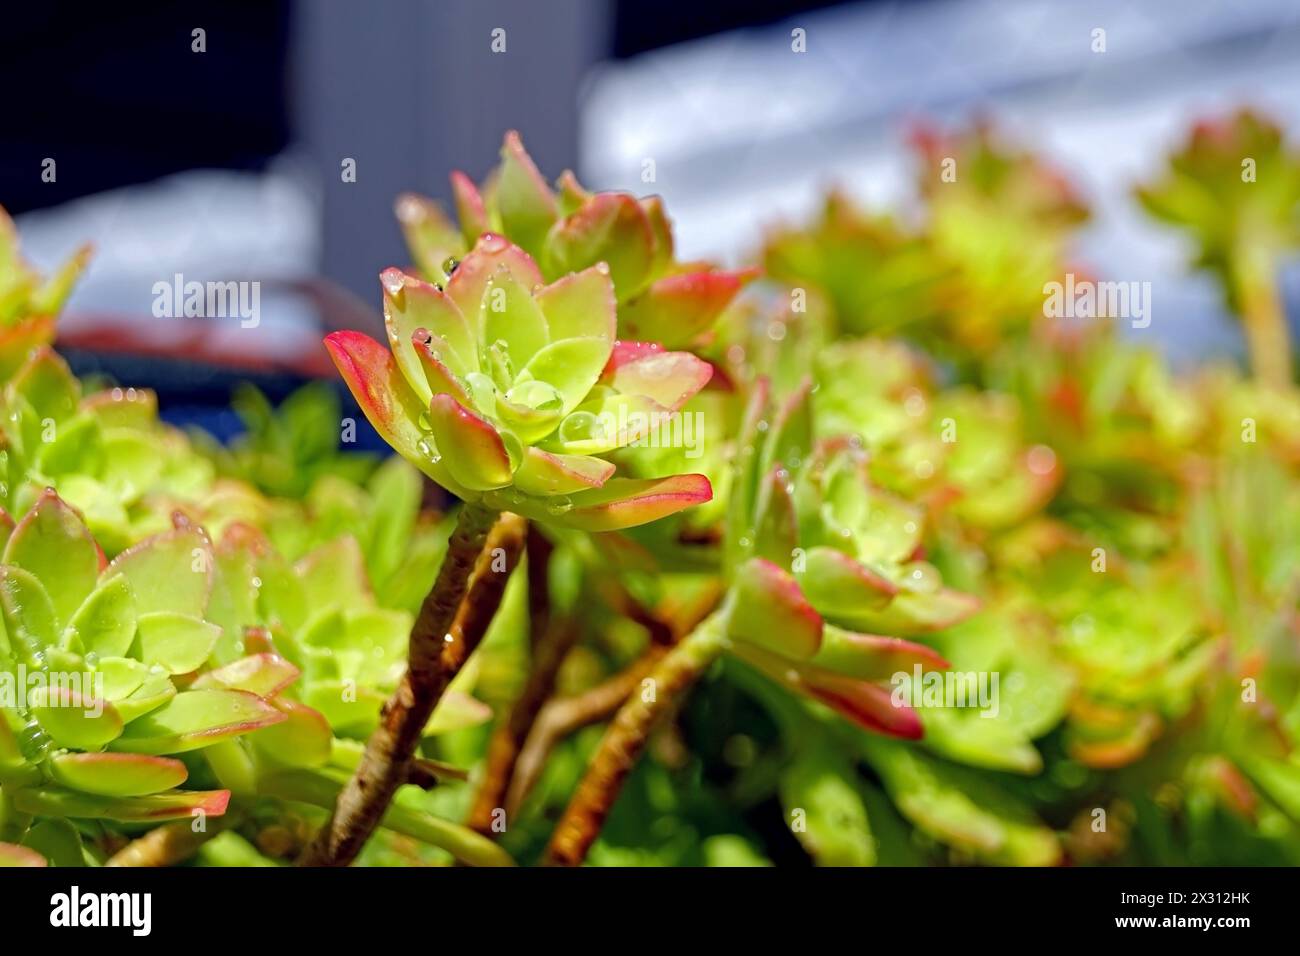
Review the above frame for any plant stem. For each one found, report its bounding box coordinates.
[1234,246,1292,387]
[269,771,514,867]
[106,815,234,867]
[298,504,522,866]
[507,647,666,816]
[543,611,728,867]
[467,615,580,835]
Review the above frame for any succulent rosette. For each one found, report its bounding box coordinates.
[0,206,89,380]
[325,233,715,530]
[716,378,978,738]
[0,490,304,843]
[396,131,756,349]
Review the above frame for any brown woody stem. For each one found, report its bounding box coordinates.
[467,614,580,835]
[298,504,523,866]
[543,611,727,866]
[506,647,666,816]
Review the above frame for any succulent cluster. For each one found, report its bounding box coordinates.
[3,114,1300,868]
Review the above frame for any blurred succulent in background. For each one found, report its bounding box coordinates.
[396,131,756,349]
[0,208,89,380]
[325,237,713,531]
[193,382,377,500]
[1137,109,1300,387]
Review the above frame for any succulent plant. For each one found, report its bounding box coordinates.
[396,131,756,349]
[1137,109,1300,386]
[325,237,715,531]
[0,490,300,852]
[0,207,89,380]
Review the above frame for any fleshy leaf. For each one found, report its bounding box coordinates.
[620,270,755,347]
[450,170,490,245]
[12,787,230,822]
[727,558,823,660]
[512,447,614,496]
[812,625,949,681]
[0,565,58,661]
[29,687,124,750]
[0,842,46,867]
[560,475,713,531]
[445,233,544,324]
[496,130,559,258]
[110,689,284,755]
[48,752,188,796]
[481,269,550,369]
[605,347,713,411]
[193,653,300,698]
[522,336,612,416]
[544,193,656,300]
[104,526,212,618]
[134,611,222,674]
[797,546,898,620]
[381,267,476,398]
[3,490,101,631]
[324,330,464,493]
[535,265,617,342]
[427,393,514,491]
[251,698,332,768]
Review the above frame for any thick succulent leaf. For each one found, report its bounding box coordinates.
[428,393,514,490]
[0,317,55,380]
[3,490,101,630]
[9,347,79,424]
[812,625,949,682]
[381,268,475,398]
[394,192,464,279]
[112,671,177,723]
[0,565,58,661]
[859,736,1060,865]
[557,474,712,531]
[93,656,149,701]
[12,786,230,822]
[780,746,876,866]
[450,170,490,245]
[413,335,472,405]
[797,546,898,620]
[295,535,372,609]
[752,466,799,564]
[496,130,559,258]
[29,686,124,749]
[48,752,188,796]
[620,269,755,347]
[604,347,713,411]
[301,681,388,735]
[640,195,675,275]
[0,842,46,867]
[445,233,544,324]
[535,265,617,342]
[193,653,300,698]
[544,193,656,300]
[738,644,922,739]
[324,330,466,494]
[134,612,222,674]
[19,820,83,867]
[252,698,332,768]
[105,525,212,618]
[546,392,672,455]
[522,336,611,415]
[727,558,823,660]
[110,689,284,755]
[512,447,614,496]
[82,386,158,429]
[841,587,980,636]
[481,269,549,369]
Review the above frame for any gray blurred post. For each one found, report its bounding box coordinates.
[292,0,609,302]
